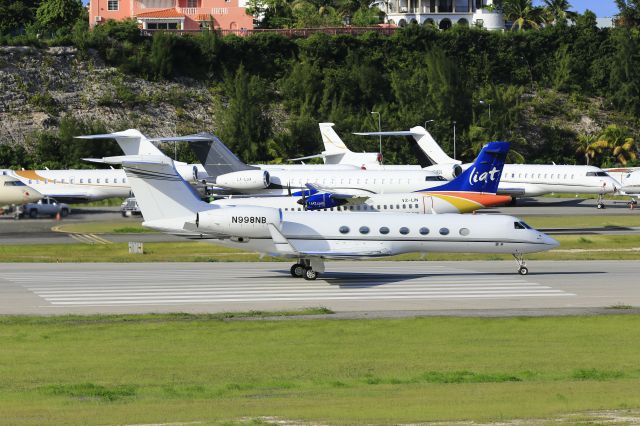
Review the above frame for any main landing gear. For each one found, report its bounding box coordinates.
[512,253,528,275]
[290,258,325,280]
[596,193,606,209]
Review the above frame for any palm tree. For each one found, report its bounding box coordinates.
[575,134,598,165]
[597,125,637,166]
[502,0,545,30]
[543,0,578,24]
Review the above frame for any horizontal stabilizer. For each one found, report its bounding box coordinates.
[82,158,106,164]
[148,133,216,142]
[76,133,139,140]
[354,130,425,137]
[100,155,172,166]
[288,152,342,162]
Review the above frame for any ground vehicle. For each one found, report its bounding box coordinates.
[21,197,70,218]
[120,197,141,217]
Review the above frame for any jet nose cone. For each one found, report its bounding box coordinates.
[543,233,560,248]
[24,189,42,203]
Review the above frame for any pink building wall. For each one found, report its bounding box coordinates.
[89,0,253,31]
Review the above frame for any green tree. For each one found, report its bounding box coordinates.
[543,0,577,25]
[218,65,272,163]
[0,0,38,35]
[596,125,637,166]
[609,29,640,115]
[552,44,574,91]
[616,0,640,26]
[34,0,83,36]
[502,0,544,30]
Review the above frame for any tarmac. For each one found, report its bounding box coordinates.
[1,260,639,316]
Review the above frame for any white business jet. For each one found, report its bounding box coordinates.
[100,154,559,278]
[153,133,448,196]
[606,168,640,206]
[289,123,462,179]
[0,174,42,205]
[355,126,621,207]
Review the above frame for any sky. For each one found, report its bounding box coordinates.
[533,0,619,17]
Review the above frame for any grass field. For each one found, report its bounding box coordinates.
[1,313,639,424]
[2,234,640,262]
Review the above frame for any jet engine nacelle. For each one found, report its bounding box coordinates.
[215,170,270,190]
[302,193,347,210]
[197,206,281,238]
[175,164,201,183]
[424,164,463,180]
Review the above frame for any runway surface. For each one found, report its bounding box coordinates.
[1,261,638,315]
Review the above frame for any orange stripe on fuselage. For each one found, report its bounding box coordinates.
[14,170,47,181]
[419,191,512,208]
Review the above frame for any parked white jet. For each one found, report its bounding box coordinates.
[153,133,448,196]
[290,123,462,179]
[101,154,559,278]
[356,126,621,207]
[0,175,42,205]
[606,168,640,205]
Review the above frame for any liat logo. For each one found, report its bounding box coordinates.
[469,166,501,186]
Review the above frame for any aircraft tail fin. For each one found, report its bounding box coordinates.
[101,155,212,222]
[76,129,164,156]
[319,123,350,153]
[431,142,510,193]
[408,126,462,165]
[149,133,258,179]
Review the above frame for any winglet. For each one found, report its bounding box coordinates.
[267,224,297,254]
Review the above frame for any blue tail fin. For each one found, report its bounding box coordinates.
[430,141,510,193]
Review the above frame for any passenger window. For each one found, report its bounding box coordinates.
[402,204,406,209]
[383,205,387,209]
[339,226,350,234]
[105,178,109,184]
[359,226,370,234]
[97,179,101,184]
[399,227,409,235]
[396,204,400,209]
[379,227,389,235]
[419,227,429,235]
[439,228,450,235]
[390,205,393,209]
[459,228,470,236]
[80,179,84,184]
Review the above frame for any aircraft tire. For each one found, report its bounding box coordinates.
[518,266,528,276]
[303,268,318,281]
[290,263,305,278]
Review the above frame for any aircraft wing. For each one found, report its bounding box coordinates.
[267,224,390,258]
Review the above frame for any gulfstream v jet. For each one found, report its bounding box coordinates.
[99,153,558,278]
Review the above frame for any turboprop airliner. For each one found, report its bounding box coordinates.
[0,174,42,205]
[99,153,559,279]
[356,126,620,207]
[153,133,447,196]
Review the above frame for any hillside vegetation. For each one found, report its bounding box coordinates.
[0,13,639,169]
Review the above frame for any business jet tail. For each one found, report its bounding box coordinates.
[76,129,164,156]
[148,133,259,180]
[431,141,510,194]
[408,126,462,165]
[320,123,351,154]
[101,155,212,223]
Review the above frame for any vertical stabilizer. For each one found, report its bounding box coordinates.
[319,123,350,153]
[102,155,212,222]
[185,133,259,179]
[429,142,510,193]
[409,126,462,165]
[76,129,165,156]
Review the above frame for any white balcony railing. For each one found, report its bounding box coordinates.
[178,7,230,16]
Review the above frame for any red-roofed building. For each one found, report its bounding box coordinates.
[89,0,253,31]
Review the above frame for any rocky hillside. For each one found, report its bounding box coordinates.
[0,46,216,146]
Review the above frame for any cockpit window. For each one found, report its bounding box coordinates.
[4,181,25,186]
[425,176,447,181]
[514,221,532,229]
[586,171,609,177]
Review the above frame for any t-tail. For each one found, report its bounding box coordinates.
[76,129,165,156]
[429,141,510,194]
[100,155,213,228]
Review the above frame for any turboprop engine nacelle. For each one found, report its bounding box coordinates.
[215,170,270,190]
[424,164,463,180]
[197,206,281,238]
[301,193,347,210]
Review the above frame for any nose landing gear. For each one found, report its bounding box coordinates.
[512,253,528,275]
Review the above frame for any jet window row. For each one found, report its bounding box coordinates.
[339,226,471,236]
[288,176,445,185]
[282,203,421,212]
[509,173,576,180]
[27,178,128,185]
